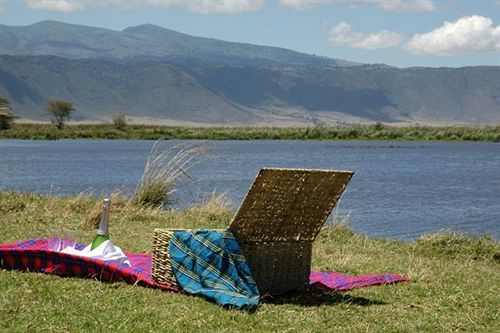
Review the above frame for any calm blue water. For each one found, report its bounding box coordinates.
[0,139,499,241]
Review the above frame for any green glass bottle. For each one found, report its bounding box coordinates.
[90,198,110,250]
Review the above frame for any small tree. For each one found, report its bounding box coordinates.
[0,96,17,130]
[112,112,127,130]
[46,99,74,129]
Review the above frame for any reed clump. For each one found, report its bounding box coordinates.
[82,141,213,224]
[130,141,212,208]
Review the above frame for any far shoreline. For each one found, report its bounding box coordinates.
[1,123,499,142]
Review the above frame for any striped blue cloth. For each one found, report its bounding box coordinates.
[169,229,260,310]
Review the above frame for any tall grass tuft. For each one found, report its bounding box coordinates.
[197,191,232,218]
[413,231,500,262]
[131,141,212,208]
[84,190,128,228]
[185,192,233,228]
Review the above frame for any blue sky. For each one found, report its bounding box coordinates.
[1,0,499,67]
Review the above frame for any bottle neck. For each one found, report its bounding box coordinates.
[97,198,110,235]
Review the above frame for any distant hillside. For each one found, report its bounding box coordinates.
[1,55,498,125]
[0,21,499,125]
[0,20,354,66]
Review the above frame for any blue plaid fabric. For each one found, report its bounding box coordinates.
[169,229,260,310]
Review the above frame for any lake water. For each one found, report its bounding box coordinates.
[0,139,498,241]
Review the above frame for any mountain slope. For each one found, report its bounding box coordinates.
[0,56,256,123]
[1,56,498,125]
[0,21,352,66]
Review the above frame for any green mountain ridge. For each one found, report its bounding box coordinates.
[0,20,347,66]
[0,21,499,125]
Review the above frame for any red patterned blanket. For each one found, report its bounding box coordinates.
[0,238,410,294]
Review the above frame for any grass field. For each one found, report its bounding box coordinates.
[1,191,499,332]
[1,123,499,141]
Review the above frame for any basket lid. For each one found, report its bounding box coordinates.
[229,168,354,243]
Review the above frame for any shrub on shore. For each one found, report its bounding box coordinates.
[0,96,17,130]
[111,112,127,130]
[45,100,75,129]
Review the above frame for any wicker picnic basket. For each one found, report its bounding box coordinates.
[151,228,180,286]
[151,168,353,294]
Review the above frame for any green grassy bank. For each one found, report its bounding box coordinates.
[1,123,499,141]
[1,191,499,332]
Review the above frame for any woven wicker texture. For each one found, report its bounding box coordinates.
[151,228,179,286]
[239,241,312,294]
[229,168,354,243]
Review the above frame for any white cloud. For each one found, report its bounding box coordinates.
[280,0,342,10]
[177,0,265,14]
[24,0,265,13]
[280,0,435,12]
[404,15,500,55]
[25,0,84,12]
[374,0,435,12]
[329,22,405,49]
